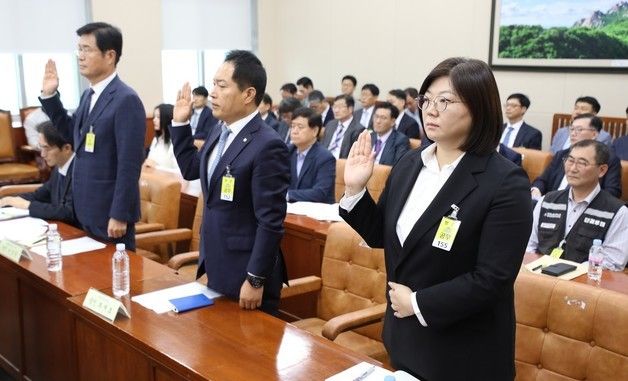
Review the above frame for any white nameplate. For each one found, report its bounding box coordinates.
[0,239,32,263]
[83,288,131,322]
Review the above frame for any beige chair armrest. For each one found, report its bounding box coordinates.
[167,251,200,270]
[135,228,192,248]
[135,222,165,234]
[0,184,43,197]
[322,303,386,341]
[280,276,322,299]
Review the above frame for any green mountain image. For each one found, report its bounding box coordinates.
[498,1,628,59]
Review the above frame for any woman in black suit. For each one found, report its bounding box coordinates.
[340,58,532,380]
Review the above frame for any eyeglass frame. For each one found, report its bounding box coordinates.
[75,45,101,57]
[415,95,463,112]
[562,155,601,170]
[568,126,597,134]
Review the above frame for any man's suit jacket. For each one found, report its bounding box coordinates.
[340,150,532,380]
[353,108,374,129]
[40,76,145,248]
[288,142,336,204]
[22,160,76,224]
[272,120,290,143]
[321,118,364,159]
[372,130,409,166]
[396,113,420,139]
[507,122,542,150]
[193,106,218,140]
[612,135,628,161]
[498,143,522,166]
[550,126,613,153]
[321,106,334,127]
[532,148,622,197]
[171,113,290,311]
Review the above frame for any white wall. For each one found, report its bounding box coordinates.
[258,0,627,149]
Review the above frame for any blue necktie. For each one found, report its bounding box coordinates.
[373,138,383,156]
[207,124,231,189]
[329,124,345,152]
[502,126,514,147]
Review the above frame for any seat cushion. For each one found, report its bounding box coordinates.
[0,164,39,181]
[292,317,387,362]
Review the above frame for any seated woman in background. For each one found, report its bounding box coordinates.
[143,103,178,170]
[287,107,336,204]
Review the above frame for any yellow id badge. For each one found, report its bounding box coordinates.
[432,216,461,252]
[220,174,235,201]
[550,247,564,259]
[85,128,95,153]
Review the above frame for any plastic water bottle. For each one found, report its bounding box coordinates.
[587,239,603,283]
[112,243,130,297]
[46,224,62,271]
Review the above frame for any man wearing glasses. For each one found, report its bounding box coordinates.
[526,140,627,269]
[531,114,621,198]
[0,121,76,225]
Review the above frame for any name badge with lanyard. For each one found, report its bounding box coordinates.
[220,165,235,202]
[432,204,461,252]
[85,125,96,153]
[550,239,566,259]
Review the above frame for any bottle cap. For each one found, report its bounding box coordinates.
[116,243,126,251]
[593,239,602,246]
[48,223,58,231]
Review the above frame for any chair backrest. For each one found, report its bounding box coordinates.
[512,147,553,183]
[409,138,421,150]
[0,110,16,161]
[19,106,40,126]
[318,222,386,341]
[621,160,628,202]
[552,113,627,140]
[139,171,182,229]
[190,193,204,252]
[335,159,392,203]
[514,271,628,381]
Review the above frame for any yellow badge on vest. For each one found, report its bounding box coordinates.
[432,204,461,252]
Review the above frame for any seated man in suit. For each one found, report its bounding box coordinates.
[354,84,379,129]
[308,90,333,127]
[287,107,335,204]
[388,89,420,139]
[296,76,314,107]
[550,96,612,153]
[321,95,364,159]
[498,144,522,166]
[279,83,297,100]
[275,97,301,143]
[501,93,542,150]
[258,93,278,129]
[527,140,627,269]
[341,75,357,97]
[0,121,76,224]
[190,86,219,148]
[371,102,409,166]
[532,114,622,198]
[612,106,628,160]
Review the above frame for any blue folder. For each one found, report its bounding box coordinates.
[169,293,214,313]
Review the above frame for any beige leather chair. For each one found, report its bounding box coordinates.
[0,110,40,185]
[134,171,182,263]
[281,222,387,362]
[334,159,391,203]
[0,184,42,197]
[408,138,421,150]
[512,147,553,184]
[621,160,628,202]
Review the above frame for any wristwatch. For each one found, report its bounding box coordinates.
[246,274,265,288]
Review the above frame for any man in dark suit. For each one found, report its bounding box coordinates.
[532,114,621,198]
[0,121,76,224]
[171,51,290,314]
[371,102,409,166]
[307,90,334,127]
[353,84,379,129]
[388,89,420,139]
[39,22,144,249]
[275,97,301,143]
[501,93,542,150]
[550,96,612,153]
[287,108,335,204]
[190,86,219,144]
[612,107,628,160]
[321,95,364,159]
[258,93,279,130]
[498,143,522,166]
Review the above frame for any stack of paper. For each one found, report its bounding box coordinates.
[287,202,343,221]
[131,282,222,314]
[325,361,420,381]
[29,236,106,257]
[0,217,48,244]
[0,207,29,221]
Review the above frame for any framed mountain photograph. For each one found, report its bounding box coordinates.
[489,0,628,71]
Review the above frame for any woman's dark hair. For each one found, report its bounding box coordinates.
[419,57,503,155]
[154,104,174,145]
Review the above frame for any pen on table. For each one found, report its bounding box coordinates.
[353,364,376,381]
[532,264,543,272]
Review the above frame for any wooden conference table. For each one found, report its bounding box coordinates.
[0,221,379,381]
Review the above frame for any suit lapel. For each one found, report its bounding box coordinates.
[297,145,316,187]
[77,78,119,148]
[396,154,487,267]
[200,125,222,198]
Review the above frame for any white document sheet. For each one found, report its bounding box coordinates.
[287,201,343,221]
[326,361,421,381]
[30,236,106,257]
[0,217,48,243]
[131,282,222,314]
[0,207,30,221]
